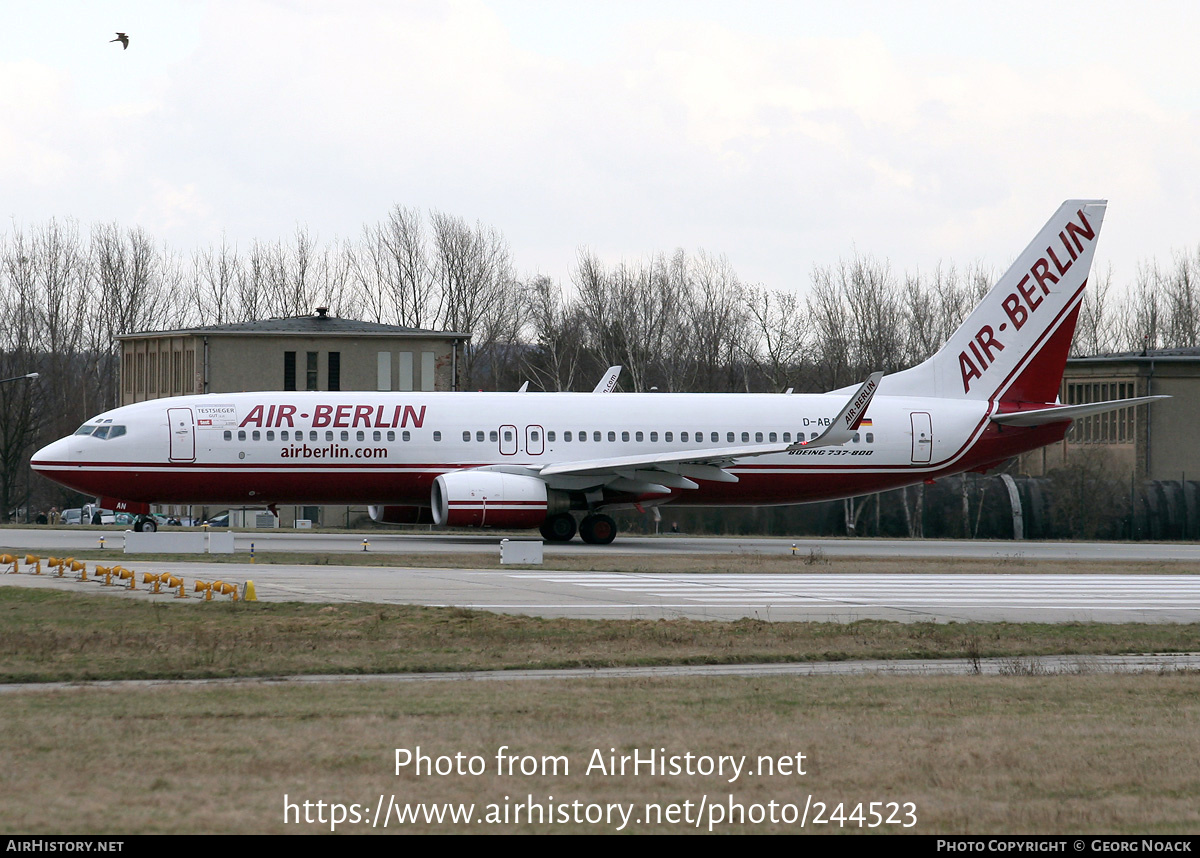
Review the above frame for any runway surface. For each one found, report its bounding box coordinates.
[8,527,1200,562]
[4,560,1200,622]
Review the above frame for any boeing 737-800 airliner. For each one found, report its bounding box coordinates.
[31,200,1162,543]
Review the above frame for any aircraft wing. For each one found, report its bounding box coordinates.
[534,373,882,494]
[990,395,1169,427]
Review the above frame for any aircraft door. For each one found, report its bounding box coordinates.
[167,407,196,462]
[910,412,932,463]
[525,425,544,456]
[498,424,518,456]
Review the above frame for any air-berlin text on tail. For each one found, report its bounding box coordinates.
[238,403,427,429]
[958,207,1096,394]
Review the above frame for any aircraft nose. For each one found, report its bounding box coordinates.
[30,436,72,474]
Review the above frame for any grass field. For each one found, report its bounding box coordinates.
[4,674,1200,834]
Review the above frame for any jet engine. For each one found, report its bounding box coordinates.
[367,505,435,525]
[431,471,567,528]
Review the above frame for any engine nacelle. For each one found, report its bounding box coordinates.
[432,471,564,528]
[367,505,434,525]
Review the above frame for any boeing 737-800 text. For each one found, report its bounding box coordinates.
[32,200,1162,543]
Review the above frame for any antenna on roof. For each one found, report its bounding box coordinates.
[315,307,329,318]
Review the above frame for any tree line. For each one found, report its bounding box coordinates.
[3,207,1198,521]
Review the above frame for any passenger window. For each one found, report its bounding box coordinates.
[783,432,791,442]
[622,431,629,442]
[490,430,498,442]
[769,432,777,442]
[463,431,471,442]
[433,431,442,441]
[267,430,275,441]
[325,431,334,441]
[866,433,874,443]
[564,431,573,441]
[356,431,364,441]
[253,430,261,441]
[608,431,615,442]
[636,431,644,442]
[727,432,734,443]
[238,430,247,442]
[711,432,719,443]
[665,432,673,442]
[340,431,349,441]
[223,430,232,441]
[476,431,485,442]
[593,431,601,442]
[853,433,860,443]
[504,430,513,442]
[374,430,382,441]
[547,431,556,442]
[755,432,763,442]
[681,432,689,442]
[741,432,749,442]
[532,431,540,441]
[579,431,587,442]
[309,431,317,441]
[650,432,658,442]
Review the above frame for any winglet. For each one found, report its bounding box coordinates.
[791,372,883,450]
[592,366,622,393]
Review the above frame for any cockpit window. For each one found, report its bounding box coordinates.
[72,423,126,439]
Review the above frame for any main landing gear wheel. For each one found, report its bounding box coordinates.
[539,513,577,542]
[135,516,157,533]
[579,513,617,545]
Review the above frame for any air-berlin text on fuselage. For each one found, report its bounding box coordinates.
[238,403,427,429]
[959,208,1096,394]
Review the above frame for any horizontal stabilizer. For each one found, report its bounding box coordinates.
[990,395,1169,427]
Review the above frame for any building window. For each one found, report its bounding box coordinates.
[1066,380,1136,444]
[328,352,341,391]
[306,352,319,390]
[284,352,296,391]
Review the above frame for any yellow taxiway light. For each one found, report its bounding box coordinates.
[164,575,187,599]
[0,554,17,574]
[23,555,41,575]
[117,567,137,590]
[212,581,239,601]
[142,572,164,594]
[94,565,113,586]
[193,580,214,601]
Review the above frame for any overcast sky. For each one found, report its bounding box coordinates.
[4,0,1199,293]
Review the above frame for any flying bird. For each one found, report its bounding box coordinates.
[111,32,129,50]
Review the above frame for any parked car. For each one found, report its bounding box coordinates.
[61,508,83,525]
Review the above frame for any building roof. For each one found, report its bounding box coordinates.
[118,310,470,340]
[1070,347,1200,364]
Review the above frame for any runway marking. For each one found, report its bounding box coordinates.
[502,572,1200,615]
